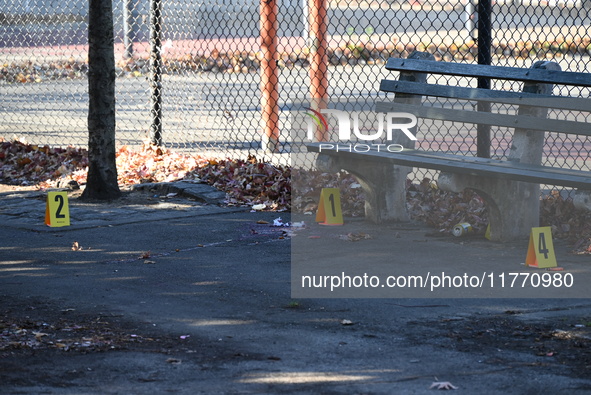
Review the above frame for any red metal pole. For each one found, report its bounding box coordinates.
[309,0,328,141]
[260,0,280,153]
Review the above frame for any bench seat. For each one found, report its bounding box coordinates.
[307,144,591,189]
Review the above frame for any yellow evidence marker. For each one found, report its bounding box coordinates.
[45,191,71,227]
[316,188,343,226]
[484,224,491,240]
[525,226,557,269]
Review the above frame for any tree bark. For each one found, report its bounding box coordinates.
[82,0,121,200]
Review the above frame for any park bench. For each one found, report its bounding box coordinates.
[307,51,591,241]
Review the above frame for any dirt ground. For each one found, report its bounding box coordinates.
[0,295,243,390]
[2,294,591,392]
[407,312,591,382]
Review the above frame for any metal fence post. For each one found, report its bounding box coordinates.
[476,0,492,158]
[260,0,280,153]
[122,0,134,59]
[149,0,163,146]
[302,0,309,40]
[309,0,328,142]
[464,0,476,39]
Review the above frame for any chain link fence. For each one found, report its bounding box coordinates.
[1,0,590,176]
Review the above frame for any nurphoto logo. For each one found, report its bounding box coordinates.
[304,108,418,153]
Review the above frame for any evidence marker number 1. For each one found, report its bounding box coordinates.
[316,188,343,226]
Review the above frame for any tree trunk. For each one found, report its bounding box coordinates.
[82,0,121,200]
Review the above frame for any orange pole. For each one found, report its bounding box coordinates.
[260,0,280,153]
[309,0,329,141]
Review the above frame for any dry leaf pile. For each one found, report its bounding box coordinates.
[540,191,591,255]
[113,144,290,210]
[114,143,208,185]
[293,170,591,253]
[292,169,365,217]
[0,58,88,83]
[1,139,590,252]
[189,155,290,210]
[406,178,488,235]
[0,139,89,186]
[0,139,290,210]
[0,315,154,354]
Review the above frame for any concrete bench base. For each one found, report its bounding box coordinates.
[438,173,539,242]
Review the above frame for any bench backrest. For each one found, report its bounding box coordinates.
[376,54,591,138]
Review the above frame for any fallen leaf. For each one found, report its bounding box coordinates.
[339,232,371,242]
[33,331,49,340]
[139,251,151,259]
[430,381,458,390]
[303,202,318,213]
